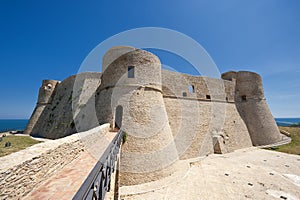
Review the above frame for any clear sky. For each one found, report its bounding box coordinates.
[0,0,299,119]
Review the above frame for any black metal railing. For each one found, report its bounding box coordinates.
[73,130,123,200]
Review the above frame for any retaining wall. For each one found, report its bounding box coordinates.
[0,124,110,200]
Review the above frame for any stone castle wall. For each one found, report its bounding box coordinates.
[24,80,59,135]
[222,71,282,146]
[25,47,282,186]
[98,48,178,186]
[161,70,252,159]
[29,72,101,139]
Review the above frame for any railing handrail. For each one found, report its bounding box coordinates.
[73,130,123,200]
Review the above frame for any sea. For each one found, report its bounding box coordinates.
[0,119,29,132]
[0,118,299,133]
[275,118,300,127]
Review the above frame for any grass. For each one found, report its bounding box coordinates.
[0,135,42,157]
[265,126,300,155]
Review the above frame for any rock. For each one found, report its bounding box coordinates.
[280,130,291,137]
[5,141,11,147]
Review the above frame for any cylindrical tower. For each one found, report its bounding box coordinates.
[222,71,282,146]
[96,47,178,186]
[102,46,136,72]
[24,80,59,135]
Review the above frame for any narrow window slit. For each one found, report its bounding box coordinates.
[189,85,195,93]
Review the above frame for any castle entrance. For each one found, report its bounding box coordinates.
[115,105,123,129]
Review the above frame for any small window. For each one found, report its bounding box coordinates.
[206,95,211,100]
[241,95,247,101]
[183,92,187,97]
[128,66,135,78]
[189,85,195,93]
[226,97,229,102]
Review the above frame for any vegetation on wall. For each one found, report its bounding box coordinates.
[122,131,127,144]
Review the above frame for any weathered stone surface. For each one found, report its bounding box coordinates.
[0,124,111,200]
[24,46,282,187]
[223,71,282,146]
[120,148,300,200]
[28,72,101,139]
[0,141,84,199]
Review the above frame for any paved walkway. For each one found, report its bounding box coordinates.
[24,151,97,200]
[24,130,117,200]
[120,147,300,200]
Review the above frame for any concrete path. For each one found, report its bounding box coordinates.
[120,147,300,200]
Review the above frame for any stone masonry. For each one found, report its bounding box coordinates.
[24,46,283,186]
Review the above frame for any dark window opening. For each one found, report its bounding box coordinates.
[128,66,135,78]
[206,95,211,100]
[226,97,229,102]
[183,92,187,97]
[241,95,247,101]
[189,85,195,93]
[115,105,123,129]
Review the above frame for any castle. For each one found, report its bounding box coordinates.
[24,46,283,186]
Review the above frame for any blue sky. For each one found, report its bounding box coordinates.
[0,0,299,118]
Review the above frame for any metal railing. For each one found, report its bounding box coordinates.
[73,130,123,200]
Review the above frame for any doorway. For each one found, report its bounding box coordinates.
[115,105,123,129]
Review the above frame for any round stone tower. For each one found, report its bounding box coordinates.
[102,46,136,72]
[24,80,59,135]
[222,71,282,146]
[96,47,178,186]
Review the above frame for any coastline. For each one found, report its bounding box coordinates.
[0,119,28,133]
[0,118,299,134]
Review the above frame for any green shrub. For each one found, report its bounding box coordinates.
[290,123,300,127]
[122,131,127,144]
